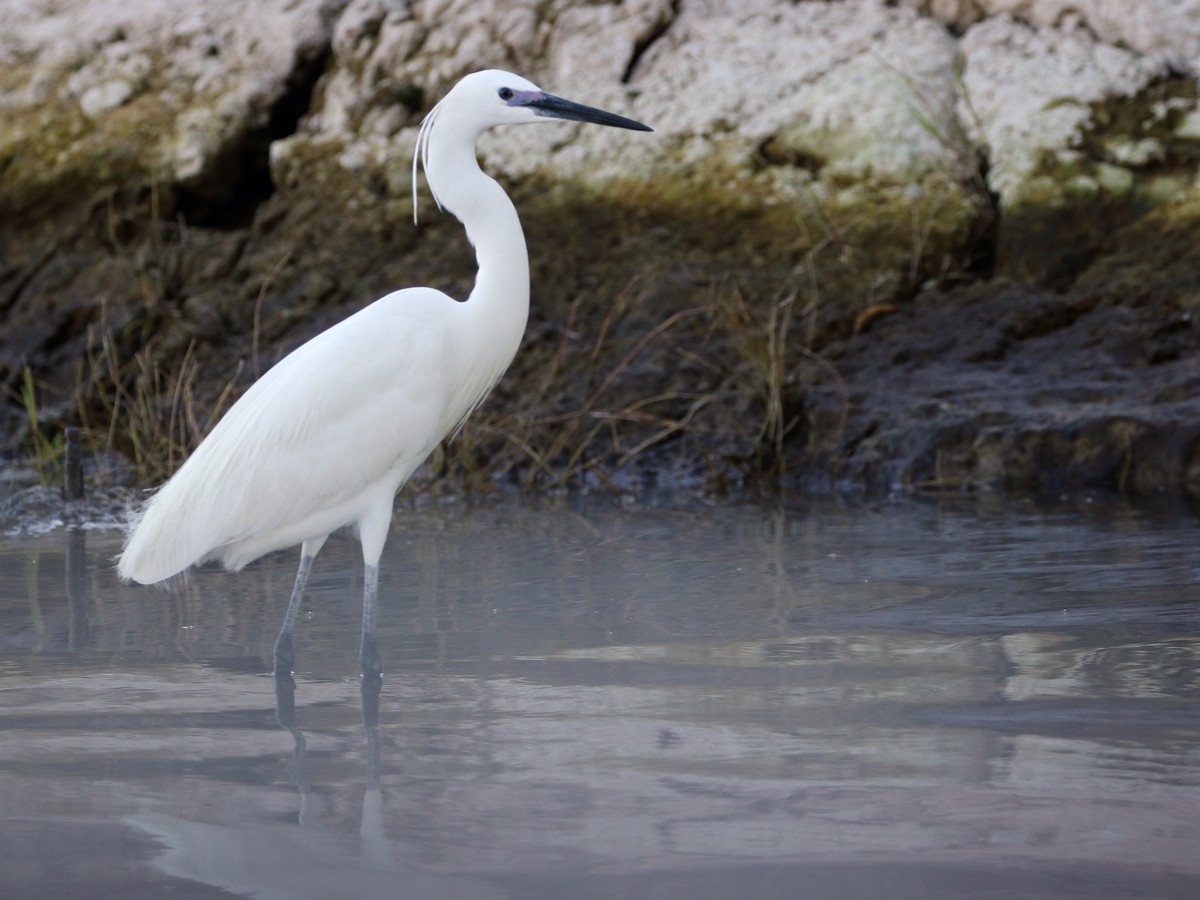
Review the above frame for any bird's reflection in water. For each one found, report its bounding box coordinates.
[66,528,89,651]
[358,672,389,863]
[137,670,507,898]
[272,669,313,824]
[273,667,386,845]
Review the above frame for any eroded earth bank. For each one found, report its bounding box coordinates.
[3,0,1200,518]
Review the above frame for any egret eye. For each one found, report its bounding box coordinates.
[498,87,514,101]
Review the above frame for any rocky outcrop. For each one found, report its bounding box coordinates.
[905,0,1200,63]
[2,0,344,222]
[2,0,1199,503]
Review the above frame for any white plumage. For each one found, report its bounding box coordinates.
[116,69,651,673]
[120,289,458,580]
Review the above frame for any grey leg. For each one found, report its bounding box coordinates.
[274,536,327,675]
[359,563,381,676]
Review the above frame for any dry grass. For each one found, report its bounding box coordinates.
[2,366,65,486]
[16,183,859,497]
[103,177,188,317]
[73,318,242,486]
[11,265,847,497]
[430,266,850,492]
[715,283,798,478]
[435,277,720,491]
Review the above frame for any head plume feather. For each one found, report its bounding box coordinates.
[411,98,446,224]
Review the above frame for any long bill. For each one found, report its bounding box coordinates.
[526,94,653,131]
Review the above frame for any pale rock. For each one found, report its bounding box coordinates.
[287,0,677,189]
[1104,137,1166,168]
[1,0,347,191]
[958,15,1167,204]
[545,0,679,88]
[3,0,1198,250]
[1063,173,1100,201]
[1093,161,1135,196]
[78,79,134,118]
[171,107,224,183]
[1140,171,1188,203]
[433,1,960,188]
[1173,107,1200,140]
[904,0,1200,68]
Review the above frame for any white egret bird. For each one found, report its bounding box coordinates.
[117,70,651,674]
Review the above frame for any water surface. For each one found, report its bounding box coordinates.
[1,498,1197,899]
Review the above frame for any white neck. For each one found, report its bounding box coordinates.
[423,112,531,367]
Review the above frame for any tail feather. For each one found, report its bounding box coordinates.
[116,378,279,584]
[117,455,231,583]
[117,489,195,584]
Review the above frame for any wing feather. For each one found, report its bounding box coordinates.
[118,287,469,583]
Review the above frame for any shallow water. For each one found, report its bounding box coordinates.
[0,498,1197,899]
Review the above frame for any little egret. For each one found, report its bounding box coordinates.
[117,70,651,674]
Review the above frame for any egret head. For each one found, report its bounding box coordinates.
[445,69,653,132]
[413,69,651,222]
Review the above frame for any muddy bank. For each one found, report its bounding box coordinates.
[808,281,1200,497]
[3,0,1200,509]
[4,182,1197,507]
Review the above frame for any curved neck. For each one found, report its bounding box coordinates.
[424,116,530,354]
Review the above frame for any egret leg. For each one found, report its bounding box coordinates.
[273,536,327,675]
[359,563,382,676]
[357,501,392,677]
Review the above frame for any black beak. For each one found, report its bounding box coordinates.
[528,94,653,132]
